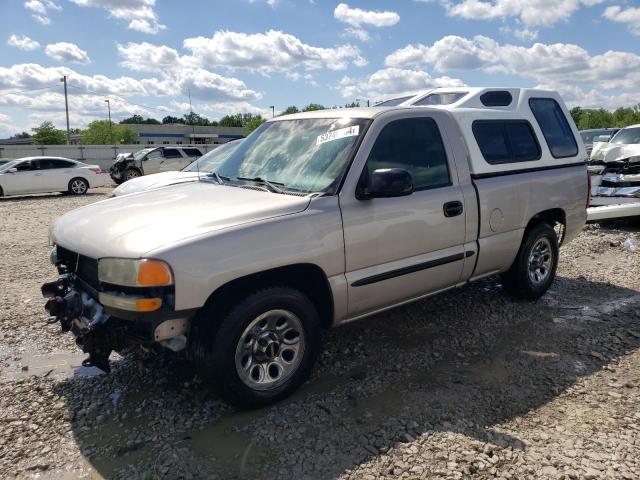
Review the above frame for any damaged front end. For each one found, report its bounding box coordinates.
[42,246,192,373]
[109,153,136,183]
[589,142,640,206]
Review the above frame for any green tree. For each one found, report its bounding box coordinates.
[120,115,161,125]
[218,114,244,127]
[162,115,185,124]
[81,120,136,144]
[302,103,325,112]
[9,131,31,139]
[280,106,300,116]
[31,121,66,145]
[183,112,213,126]
[245,115,266,134]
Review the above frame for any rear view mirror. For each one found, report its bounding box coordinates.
[357,168,413,200]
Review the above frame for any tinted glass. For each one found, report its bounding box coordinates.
[15,161,35,171]
[529,98,578,158]
[480,91,513,107]
[39,159,75,169]
[610,127,640,145]
[375,95,414,107]
[365,117,450,190]
[183,148,202,157]
[162,148,182,159]
[473,121,540,165]
[414,92,467,106]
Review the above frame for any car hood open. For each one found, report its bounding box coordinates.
[591,142,640,163]
[51,181,311,258]
[112,171,201,196]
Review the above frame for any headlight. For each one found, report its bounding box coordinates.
[50,246,58,265]
[98,258,173,287]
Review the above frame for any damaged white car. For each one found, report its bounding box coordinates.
[589,124,640,206]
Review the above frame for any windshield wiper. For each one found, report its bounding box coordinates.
[207,171,231,185]
[236,176,285,194]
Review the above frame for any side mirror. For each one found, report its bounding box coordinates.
[357,168,413,200]
[7,167,17,173]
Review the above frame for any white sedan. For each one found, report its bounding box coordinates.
[0,157,105,197]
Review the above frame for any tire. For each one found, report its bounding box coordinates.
[191,286,321,408]
[112,177,124,185]
[122,168,141,182]
[68,178,89,195]
[500,222,559,300]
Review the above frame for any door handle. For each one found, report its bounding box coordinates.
[443,201,463,217]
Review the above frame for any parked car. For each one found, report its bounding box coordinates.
[42,88,587,407]
[580,128,619,157]
[0,157,104,197]
[109,146,204,184]
[589,124,640,207]
[110,140,241,197]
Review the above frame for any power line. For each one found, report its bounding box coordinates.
[0,84,60,97]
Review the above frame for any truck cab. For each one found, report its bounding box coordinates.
[43,88,588,407]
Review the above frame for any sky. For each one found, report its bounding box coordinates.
[1,0,639,137]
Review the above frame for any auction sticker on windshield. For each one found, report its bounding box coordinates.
[316,125,360,146]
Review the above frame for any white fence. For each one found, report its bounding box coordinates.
[0,144,220,170]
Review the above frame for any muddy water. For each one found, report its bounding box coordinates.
[0,350,103,381]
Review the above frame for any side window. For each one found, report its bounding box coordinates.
[183,148,202,157]
[473,120,541,164]
[39,159,75,169]
[529,98,578,158]
[365,117,450,191]
[146,150,162,159]
[15,161,34,171]
[162,148,182,159]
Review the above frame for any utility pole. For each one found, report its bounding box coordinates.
[60,75,70,144]
[104,99,113,145]
[188,88,195,145]
[269,105,275,118]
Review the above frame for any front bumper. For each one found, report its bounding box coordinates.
[42,274,194,372]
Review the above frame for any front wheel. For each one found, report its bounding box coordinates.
[191,286,321,408]
[122,168,141,182]
[500,222,559,300]
[68,178,89,195]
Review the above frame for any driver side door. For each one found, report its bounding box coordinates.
[4,160,44,194]
[142,149,164,174]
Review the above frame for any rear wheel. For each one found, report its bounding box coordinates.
[68,178,89,195]
[191,286,321,408]
[123,168,141,182]
[500,222,559,300]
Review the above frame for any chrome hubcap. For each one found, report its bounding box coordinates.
[125,171,139,180]
[235,309,305,391]
[528,237,553,285]
[71,180,86,194]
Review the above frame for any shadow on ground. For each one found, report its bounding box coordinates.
[53,275,640,479]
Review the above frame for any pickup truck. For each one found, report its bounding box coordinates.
[42,88,588,407]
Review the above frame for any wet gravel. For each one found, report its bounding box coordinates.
[1,189,639,479]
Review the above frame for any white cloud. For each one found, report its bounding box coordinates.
[334,3,399,42]
[45,42,91,64]
[183,30,367,73]
[603,5,640,35]
[7,34,41,51]
[439,0,605,27]
[117,42,181,72]
[24,0,61,25]
[69,0,166,34]
[337,67,465,101]
[385,35,640,91]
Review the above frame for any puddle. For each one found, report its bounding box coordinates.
[1,351,104,381]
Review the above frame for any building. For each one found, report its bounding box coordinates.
[119,124,246,145]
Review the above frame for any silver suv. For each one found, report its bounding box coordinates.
[43,88,588,407]
[109,146,204,184]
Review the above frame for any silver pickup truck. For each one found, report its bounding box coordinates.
[42,88,588,407]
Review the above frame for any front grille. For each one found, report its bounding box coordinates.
[57,246,100,291]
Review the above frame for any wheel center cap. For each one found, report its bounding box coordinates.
[255,332,280,361]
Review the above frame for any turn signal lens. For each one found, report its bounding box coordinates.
[135,298,163,312]
[137,260,173,287]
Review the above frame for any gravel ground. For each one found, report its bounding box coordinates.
[1,189,639,479]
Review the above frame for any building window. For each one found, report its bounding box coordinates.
[147,141,154,144]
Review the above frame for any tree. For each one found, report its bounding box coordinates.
[218,114,244,127]
[31,121,66,145]
[302,103,325,112]
[81,120,136,144]
[280,106,300,116]
[162,115,185,124]
[120,114,161,125]
[245,115,266,134]
[183,112,213,126]
[9,131,31,139]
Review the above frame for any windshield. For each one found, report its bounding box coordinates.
[610,127,640,145]
[216,118,370,194]
[0,161,18,172]
[580,130,614,143]
[133,148,155,161]
[375,95,414,107]
[183,141,241,172]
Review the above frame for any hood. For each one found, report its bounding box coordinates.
[51,181,311,258]
[590,142,640,163]
[112,171,200,196]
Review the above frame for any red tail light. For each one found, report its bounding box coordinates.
[586,170,591,208]
[90,167,102,174]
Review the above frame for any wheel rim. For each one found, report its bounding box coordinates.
[235,309,306,391]
[71,180,87,194]
[528,237,553,286]
[125,171,139,181]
